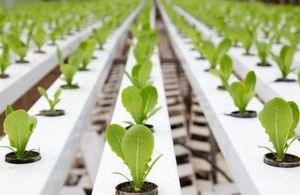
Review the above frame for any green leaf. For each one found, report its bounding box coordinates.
[5,105,14,116]
[33,25,46,51]
[122,124,154,191]
[228,71,256,113]
[0,43,10,74]
[287,101,299,138]
[217,38,232,60]
[37,86,48,99]
[3,110,37,159]
[273,45,295,79]
[137,61,152,89]
[57,46,64,66]
[259,98,299,161]
[60,64,78,87]
[140,85,158,115]
[69,49,84,67]
[122,86,143,124]
[106,124,126,160]
[54,88,62,101]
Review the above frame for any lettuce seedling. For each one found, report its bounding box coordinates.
[256,41,272,66]
[92,26,110,50]
[272,45,296,80]
[202,38,232,70]
[239,29,255,55]
[78,38,96,71]
[187,25,202,46]
[106,124,162,191]
[125,61,152,89]
[3,106,37,159]
[211,55,233,90]
[37,87,62,111]
[228,71,256,115]
[122,85,160,125]
[0,44,10,77]
[195,42,206,59]
[57,47,82,88]
[133,31,159,64]
[7,33,29,63]
[49,28,59,45]
[33,25,47,53]
[259,97,299,161]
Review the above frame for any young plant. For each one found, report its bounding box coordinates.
[211,55,233,90]
[33,25,47,53]
[259,97,299,162]
[0,44,10,78]
[133,31,158,64]
[106,124,161,192]
[194,42,206,60]
[125,61,152,89]
[122,85,160,125]
[202,38,232,71]
[37,87,63,112]
[272,45,296,81]
[57,47,83,89]
[78,38,96,71]
[228,71,256,117]
[3,105,38,160]
[49,28,59,45]
[256,41,272,66]
[239,29,255,55]
[7,33,29,63]
[92,27,109,50]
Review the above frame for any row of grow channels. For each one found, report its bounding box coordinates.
[0,0,138,164]
[162,0,300,168]
[103,1,165,195]
[172,0,300,82]
[0,0,131,77]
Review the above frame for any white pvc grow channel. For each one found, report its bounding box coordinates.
[92,6,181,195]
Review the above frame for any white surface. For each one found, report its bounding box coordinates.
[92,6,181,195]
[0,21,103,113]
[159,2,300,195]
[0,3,141,195]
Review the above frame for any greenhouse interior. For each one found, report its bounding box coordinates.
[1,0,300,194]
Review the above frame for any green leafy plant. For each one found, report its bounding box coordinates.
[239,29,255,55]
[49,28,59,45]
[57,47,83,88]
[228,71,256,115]
[33,25,47,53]
[122,85,160,125]
[194,41,206,59]
[0,44,10,77]
[259,97,299,161]
[256,41,272,66]
[3,105,38,159]
[202,38,232,70]
[92,26,110,50]
[272,45,296,80]
[106,124,162,192]
[133,31,158,64]
[37,87,62,111]
[211,55,233,90]
[7,33,29,63]
[125,61,152,89]
[78,38,96,71]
